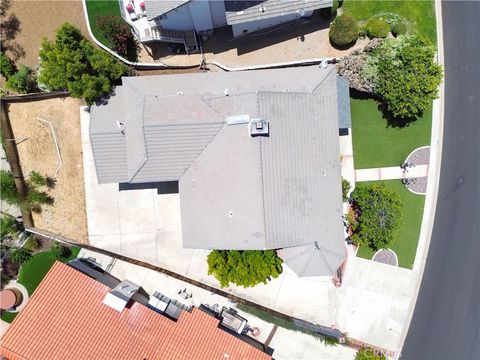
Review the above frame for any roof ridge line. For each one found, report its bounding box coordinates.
[311,66,336,94]
[259,137,269,249]
[177,123,227,180]
[129,97,148,183]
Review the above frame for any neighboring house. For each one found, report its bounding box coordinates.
[0,261,271,359]
[89,66,350,277]
[119,0,333,52]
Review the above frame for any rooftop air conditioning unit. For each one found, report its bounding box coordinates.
[103,280,139,312]
[249,119,269,137]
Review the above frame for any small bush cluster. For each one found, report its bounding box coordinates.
[9,247,32,265]
[329,14,359,47]
[48,242,71,260]
[391,20,407,36]
[96,15,138,62]
[38,23,127,104]
[364,18,390,38]
[207,250,283,288]
[5,64,37,94]
[0,170,54,213]
[0,52,16,78]
[342,178,351,201]
[350,183,403,250]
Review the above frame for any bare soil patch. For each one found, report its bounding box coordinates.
[7,97,88,243]
[5,0,90,67]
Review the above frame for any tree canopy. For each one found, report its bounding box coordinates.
[207,250,283,288]
[350,183,403,250]
[38,23,127,104]
[370,35,443,119]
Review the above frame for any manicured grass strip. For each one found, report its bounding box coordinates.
[18,247,80,295]
[1,311,17,323]
[351,98,432,169]
[356,180,425,269]
[0,246,79,323]
[342,0,437,44]
[85,0,121,47]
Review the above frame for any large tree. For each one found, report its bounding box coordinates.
[370,35,443,119]
[350,183,403,250]
[38,23,127,104]
[207,250,283,288]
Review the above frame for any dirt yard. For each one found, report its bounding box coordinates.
[7,97,88,243]
[4,0,90,67]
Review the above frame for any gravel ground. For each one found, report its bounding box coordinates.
[372,249,397,266]
[405,147,430,194]
[406,147,430,166]
[406,177,428,195]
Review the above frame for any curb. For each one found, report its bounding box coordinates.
[395,0,446,357]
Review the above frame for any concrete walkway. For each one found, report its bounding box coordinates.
[355,165,429,182]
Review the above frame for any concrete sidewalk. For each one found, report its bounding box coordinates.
[355,165,428,182]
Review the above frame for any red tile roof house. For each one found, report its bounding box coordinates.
[0,262,271,360]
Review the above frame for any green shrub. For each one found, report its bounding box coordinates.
[26,188,53,207]
[329,14,359,47]
[0,170,19,206]
[38,23,127,104]
[9,247,32,264]
[96,14,138,62]
[391,20,408,37]
[374,35,443,119]
[0,52,16,78]
[28,171,48,187]
[48,242,71,260]
[342,178,351,201]
[0,215,21,239]
[24,237,41,251]
[6,65,37,94]
[207,250,283,288]
[350,183,403,250]
[364,18,390,38]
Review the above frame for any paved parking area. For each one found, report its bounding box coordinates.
[81,107,417,352]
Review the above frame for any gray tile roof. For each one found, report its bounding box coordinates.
[337,76,352,129]
[90,66,347,273]
[144,0,190,21]
[225,0,332,25]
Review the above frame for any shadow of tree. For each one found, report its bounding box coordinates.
[0,0,25,61]
[377,101,419,128]
[349,88,420,128]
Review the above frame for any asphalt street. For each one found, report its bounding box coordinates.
[402,1,480,359]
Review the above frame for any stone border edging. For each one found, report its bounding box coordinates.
[395,0,446,357]
[210,58,336,72]
[404,146,431,195]
[404,145,431,166]
[372,249,399,267]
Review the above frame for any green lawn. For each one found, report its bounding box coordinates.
[356,180,425,269]
[342,0,437,44]
[0,246,80,323]
[351,98,432,169]
[85,0,121,47]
